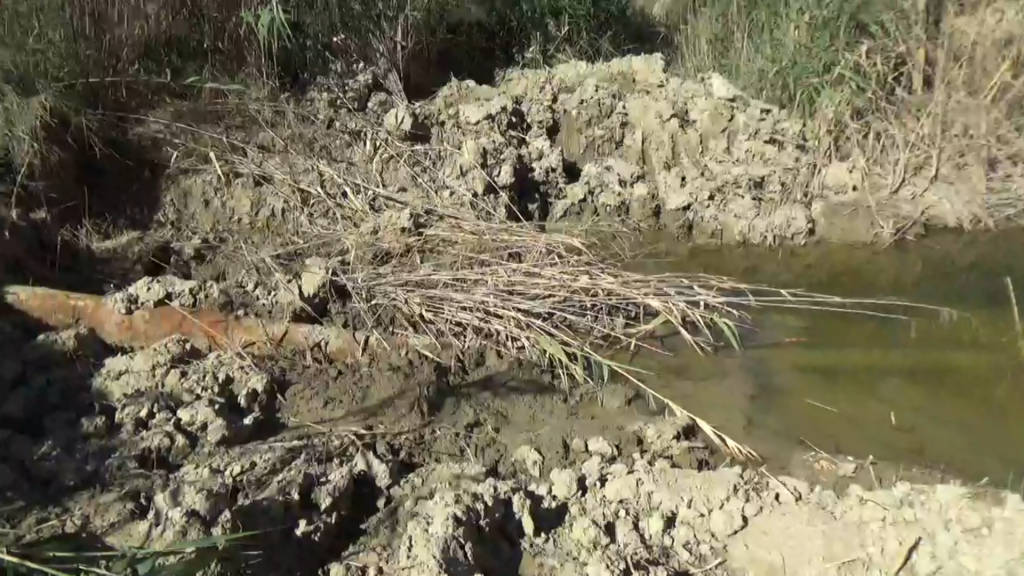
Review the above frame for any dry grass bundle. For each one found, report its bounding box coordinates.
[340,219,944,459]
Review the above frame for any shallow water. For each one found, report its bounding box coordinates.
[626,228,1024,484]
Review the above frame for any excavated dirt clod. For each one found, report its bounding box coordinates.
[428,54,816,244]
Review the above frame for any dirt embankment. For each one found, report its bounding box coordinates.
[339,447,1024,576]
[419,54,1015,244]
[3,308,1023,575]
[137,54,1018,256]
[427,55,818,244]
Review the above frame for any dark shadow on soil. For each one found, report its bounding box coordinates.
[2,115,170,293]
[1,209,99,291]
[474,497,526,576]
[399,0,671,101]
[509,162,550,222]
[563,158,582,184]
[435,370,561,406]
[231,470,386,576]
[526,493,569,536]
[18,116,166,234]
[0,300,119,507]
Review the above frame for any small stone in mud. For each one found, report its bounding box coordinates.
[550,468,580,500]
[366,92,392,116]
[300,257,331,300]
[383,106,420,140]
[822,160,861,192]
[136,424,194,466]
[570,437,586,453]
[512,492,536,537]
[80,414,112,437]
[92,337,201,402]
[176,398,246,446]
[708,506,745,539]
[106,276,220,315]
[644,512,666,542]
[529,481,551,499]
[603,474,639,502]
[586,436,617,458]
[26,327,109,361]
[581,455,604,486]
[513,445,544,478]
[614,517,643,549]
[707,73,742,101]
[570,517,609,547]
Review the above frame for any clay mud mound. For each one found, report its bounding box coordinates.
[333,422,1024,576]
[136,53,1012,264]
[425,54,818,244]
[418,53,1012,244]
[141,56,840,252]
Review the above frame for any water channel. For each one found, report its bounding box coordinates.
[627,228,1024,483]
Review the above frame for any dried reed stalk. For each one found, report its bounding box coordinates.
[340,219,946,459]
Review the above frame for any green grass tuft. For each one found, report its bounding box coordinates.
[0,531,261,576]
[666,0,915,128]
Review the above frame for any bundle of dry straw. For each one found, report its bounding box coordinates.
[339,219,940,459]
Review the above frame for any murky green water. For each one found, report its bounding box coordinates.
[627,229,1024,483]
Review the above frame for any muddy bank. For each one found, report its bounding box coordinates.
[427,55,817,243]
[113,54,1016,259]
[3,303,1024,575]
[0,297,665,572]
[146,54,825,245]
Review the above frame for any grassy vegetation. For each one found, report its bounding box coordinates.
[0,0,658,97]
[0,530,258,575]
[664,0,914,137]
[2,0,1020,107]
[661,0,1022,188]
[0,0,661,188]
[2,0,1018,157]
